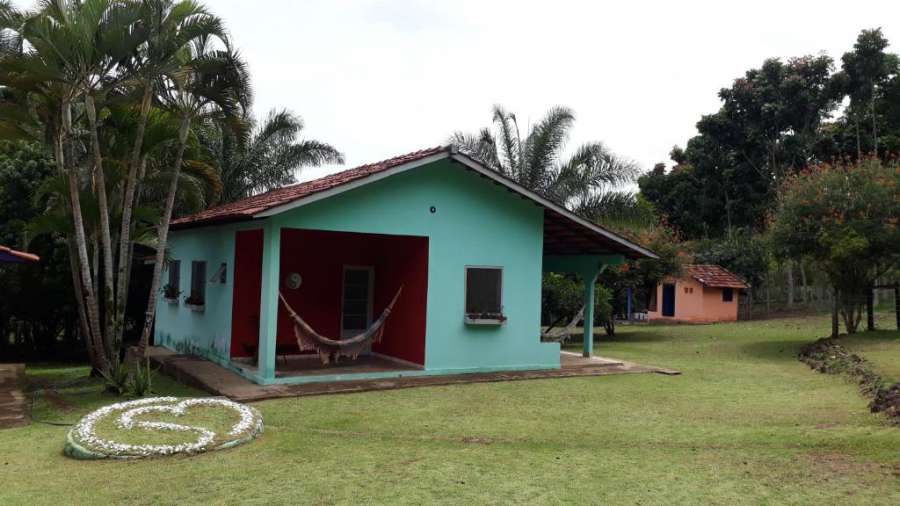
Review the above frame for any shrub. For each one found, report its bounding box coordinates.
[102,361,130,396]
[129,359,153,397]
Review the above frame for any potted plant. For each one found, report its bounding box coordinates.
[162,284,180,304]
[184,294,205,312]
[464,311,508,326]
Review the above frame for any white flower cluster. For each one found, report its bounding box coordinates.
[67,396,263,459]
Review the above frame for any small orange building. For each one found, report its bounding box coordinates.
[647,264,749,323]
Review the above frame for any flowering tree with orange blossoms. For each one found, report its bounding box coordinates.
[771,158,900,334]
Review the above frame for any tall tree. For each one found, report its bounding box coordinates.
[111,0,227,350]
[137,37,250,353]
[201,108,343,203]
[833,28,900,158]
[640,56,839,240]
[771,158,900,334]
[0,0,240,374]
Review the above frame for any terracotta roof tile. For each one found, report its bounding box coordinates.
[172,146,449,229]
[685,264,749,289]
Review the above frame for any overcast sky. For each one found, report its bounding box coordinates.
[14,0,900,181]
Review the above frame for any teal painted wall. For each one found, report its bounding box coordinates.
[272,160,559,372]
[155,159,561,380]
[154,221,262,362]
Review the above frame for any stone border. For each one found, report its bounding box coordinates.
[64,397,264,459]
[799,337,900,424]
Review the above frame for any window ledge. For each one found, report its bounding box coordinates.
[164,296,179,305]
[185,302,205,313]
[464,316,506,326]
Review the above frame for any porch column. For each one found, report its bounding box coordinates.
[257,221,281,381]
[582,269,599,357]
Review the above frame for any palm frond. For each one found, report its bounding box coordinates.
[491,104,520,172]
[523,105,574,188]
[449,128,500,170]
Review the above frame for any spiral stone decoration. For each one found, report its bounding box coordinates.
[64,397,264,459]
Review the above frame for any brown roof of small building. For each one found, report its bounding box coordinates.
[0,245,40,263]
[685,264,749,289]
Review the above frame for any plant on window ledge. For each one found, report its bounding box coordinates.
[465,312,507,325]
[162,284,181,303]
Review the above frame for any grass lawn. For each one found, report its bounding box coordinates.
[839,330,900,384]
[1,314,899,505]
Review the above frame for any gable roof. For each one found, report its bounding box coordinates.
[685,264,749,289]
[172,145,657,259]
[0,245,40,264]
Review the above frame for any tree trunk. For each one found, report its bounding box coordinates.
[831,287,839,338]
[786,260,795,307]
[895,285,899,331]
[866,286,875,331]
[84,94,117,360]
[871,93,878,155]
[747,288,753,320]
[66,239,96,369]
[799,261,809,304]
[113,85,153,348]
[138,116,192,354]
[60,101,109,372]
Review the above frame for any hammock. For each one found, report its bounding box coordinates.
[541,305,585,343]
[278,287,403,365]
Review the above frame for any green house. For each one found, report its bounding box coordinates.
[156,145,655,385]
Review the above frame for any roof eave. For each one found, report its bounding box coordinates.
[448,153,659,260]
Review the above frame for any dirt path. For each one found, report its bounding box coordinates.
[0,364,29,429]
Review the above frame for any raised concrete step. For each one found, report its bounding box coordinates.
[0,363,29,429]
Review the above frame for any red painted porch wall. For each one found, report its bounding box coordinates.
[230,229,263,357]
[277,229,428,365]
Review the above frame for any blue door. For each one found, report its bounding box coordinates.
[662,284,676,317]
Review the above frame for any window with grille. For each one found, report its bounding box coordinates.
[165,260,180,299]
[188,261,206,305]
[465,267,503,319]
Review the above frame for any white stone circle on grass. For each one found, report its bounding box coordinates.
[65,397,264,459]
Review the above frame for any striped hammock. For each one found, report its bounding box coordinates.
[278,287,403,365]
[541,305,585,343]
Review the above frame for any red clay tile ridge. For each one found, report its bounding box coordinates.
[171,146,450,229]
[685,264,749,289]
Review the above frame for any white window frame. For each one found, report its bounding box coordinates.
[464,265,505,325]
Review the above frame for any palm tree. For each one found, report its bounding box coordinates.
[0,0,122,371]
[111,0,227,349]
[451,105,647,228]
[0,0,237,373]
[201,108,344,203]
[137,37,250,352]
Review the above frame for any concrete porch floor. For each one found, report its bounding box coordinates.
[233,353,419,378]
[147,347,680,403]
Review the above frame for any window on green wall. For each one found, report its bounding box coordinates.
[188,261,206,305]
[164,260,180,299]
[465,266,503,318]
